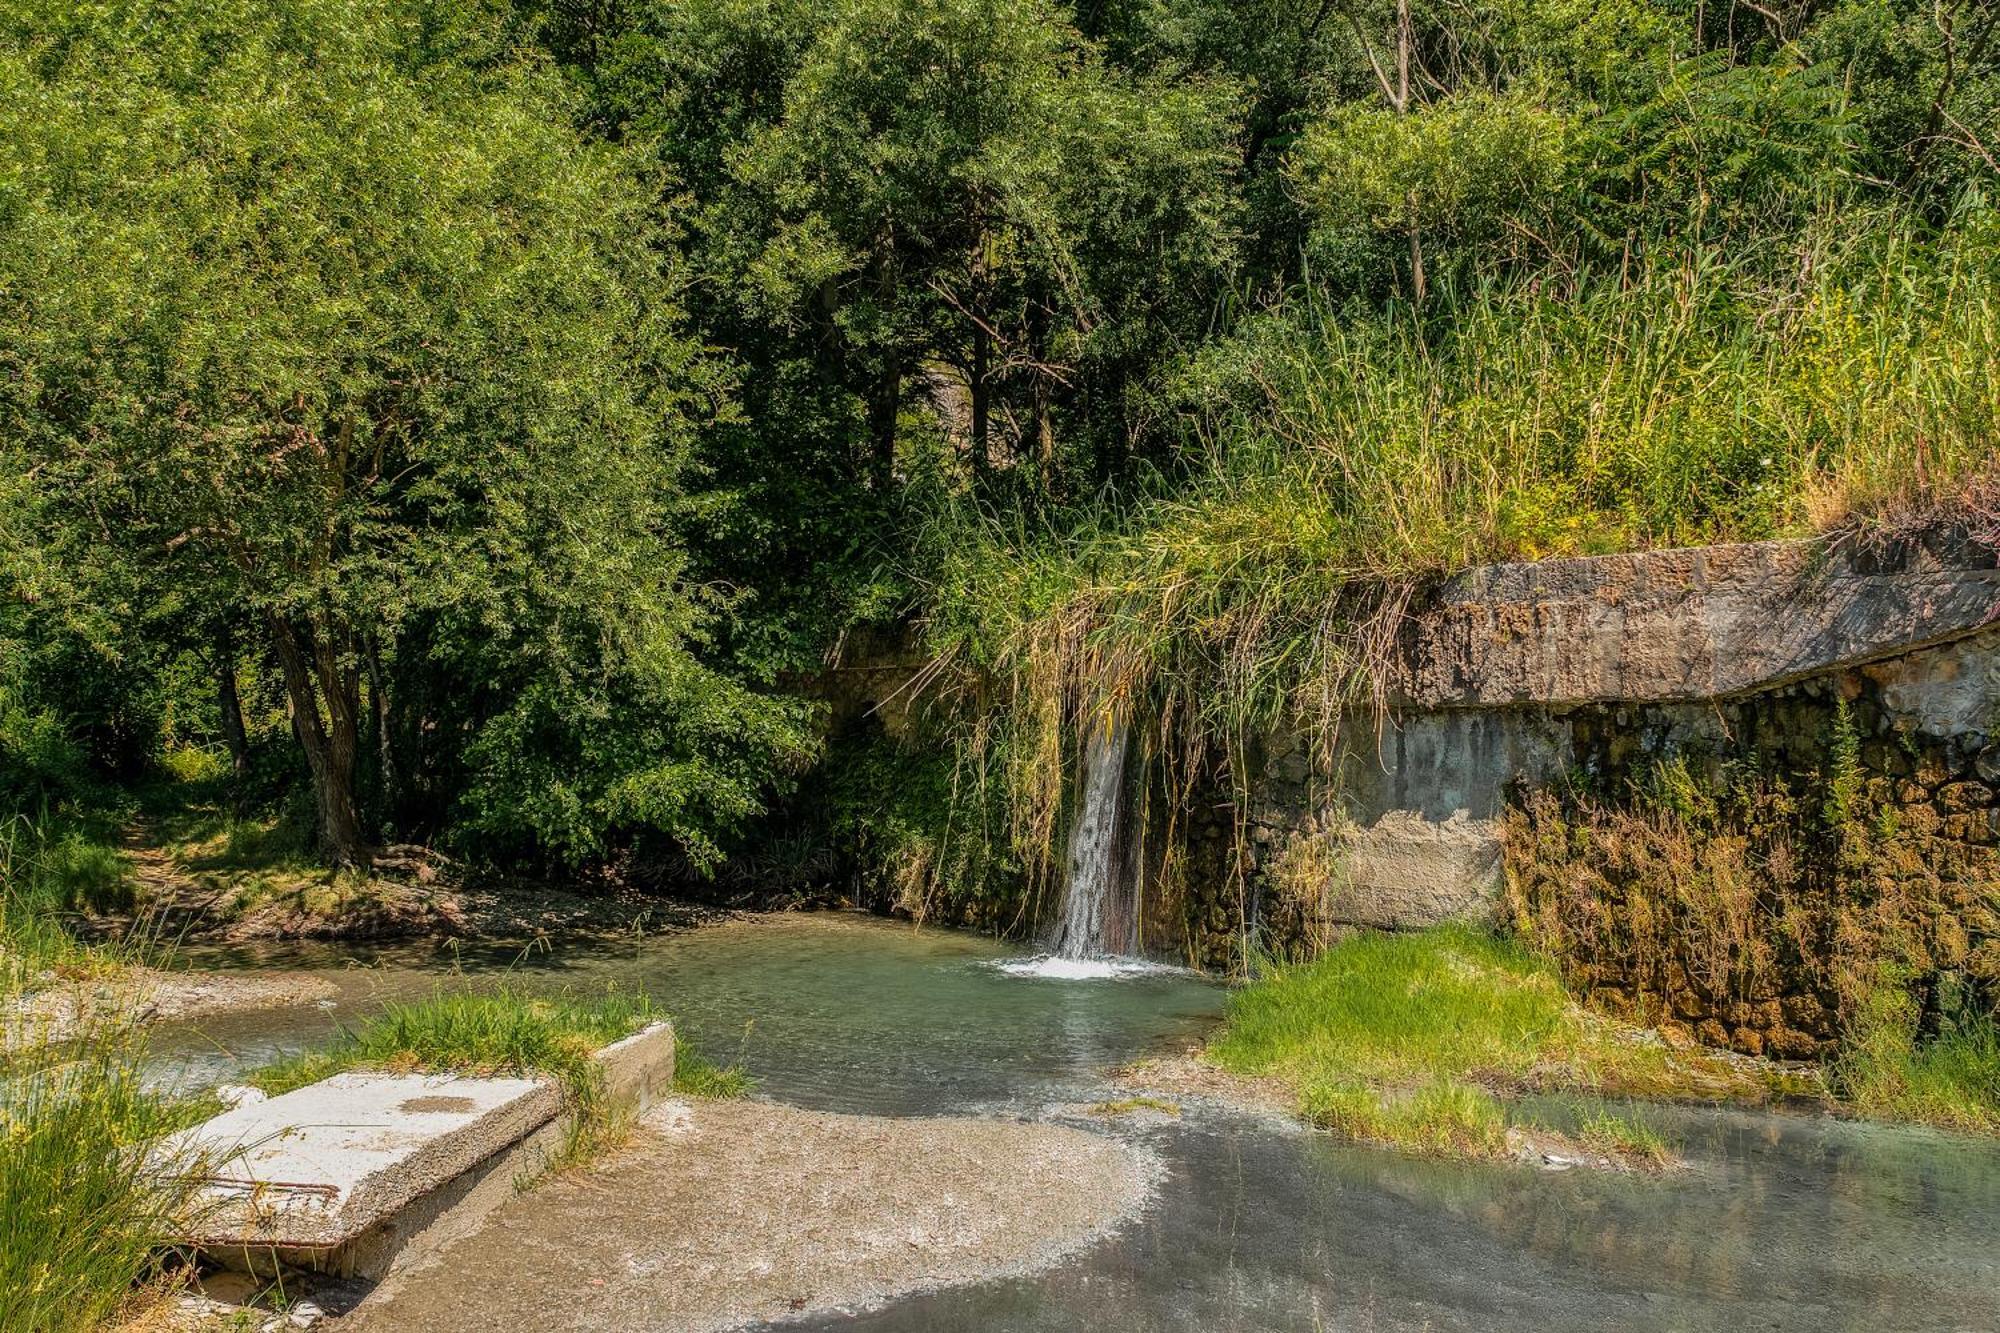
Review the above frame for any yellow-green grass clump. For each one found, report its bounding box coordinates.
[1206,925,1768,1161]
[0,1007,213,1332]
[671,1034,754,1098]
[1835,980,2000,1135]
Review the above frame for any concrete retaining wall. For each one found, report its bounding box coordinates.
[1171,534,2000,968]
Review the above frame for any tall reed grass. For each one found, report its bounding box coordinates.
[0,1015,209,1332]
[3,810,208,1333]
[914,209,2000,912]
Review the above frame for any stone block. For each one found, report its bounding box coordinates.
[1939,781,1995,814]
[1977,744,2000,786]
[169,1022,674,1280]
[169,1072,562,1259]
[1398,536,2000,709]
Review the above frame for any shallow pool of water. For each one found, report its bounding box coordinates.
[158,914,2000,1332]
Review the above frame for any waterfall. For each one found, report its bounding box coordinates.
[1049,712,1136,959]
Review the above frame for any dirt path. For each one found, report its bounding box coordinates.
[5,966,339,1045]
[338,1098,1157,1333]
[103,820,733,946]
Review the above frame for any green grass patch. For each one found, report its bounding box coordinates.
[670,1034,753,1098]
[1835,980,2000,1134]
[2,811,135,990]
[1304,1077,1508,1159]
[1207,925,1767,1160]
[1572,1109,1674,1168]
[249,987,661,1158]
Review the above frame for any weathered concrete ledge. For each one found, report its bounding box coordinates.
[1170,534,2000,961]
[1397,532,2000,709]
[168,1020,674,1280]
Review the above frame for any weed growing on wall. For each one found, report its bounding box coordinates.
[1506,705,2000,1098]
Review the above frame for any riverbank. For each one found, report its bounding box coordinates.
[1125,926,1821,1169]
[29,912,2000,1333]
[5,965,337,1046]
[98,818,735,945]
[1151,924,1998,1167]
[336,1096,1155,1332]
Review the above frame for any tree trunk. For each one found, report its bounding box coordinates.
[869,350,901,490]
[968,219,992,480]
[363,633,397,823]
[214,624,251,780]
[1408,215,1427,306]
[1027,301,1056,493]
[970,319,991,479]
[266,611,370,867]
[867,241,902,490]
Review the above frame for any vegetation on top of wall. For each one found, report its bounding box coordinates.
[917,214,2000,911]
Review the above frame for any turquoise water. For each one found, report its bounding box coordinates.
[159,914,2000,1331]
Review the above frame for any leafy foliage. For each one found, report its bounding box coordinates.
[0,0,813,867]
[2,0,1997,921]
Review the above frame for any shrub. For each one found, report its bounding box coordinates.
[0,1008,208,1331]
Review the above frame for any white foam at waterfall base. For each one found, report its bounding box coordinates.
[990,955,1190,981]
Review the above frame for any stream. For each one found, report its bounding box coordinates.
[156,913,2000,1332]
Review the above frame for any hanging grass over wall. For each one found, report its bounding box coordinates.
[912,212,2000,926]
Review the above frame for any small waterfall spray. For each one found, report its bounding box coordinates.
[1049,711,1136,959]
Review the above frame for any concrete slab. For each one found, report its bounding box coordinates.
[172,1072,562,1253]
[170,1020,676,1280]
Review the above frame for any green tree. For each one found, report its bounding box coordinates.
[0,0,812,866]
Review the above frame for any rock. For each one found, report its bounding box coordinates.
[198,1270,266,1304]
[1399,538,2000,709]
[1939,781,1995,814]
[215,1084,269,1111]
[1943,814,1994,845]
[1976,744,2000,786]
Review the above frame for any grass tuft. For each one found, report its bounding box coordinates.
[1573,1109,1673,1168]
[0,1025,209,1332]
[1835,981,2000,1134]
[670,1034,753,1098]
[1207,925,1768,1160]
[1303,1077,1508,1159]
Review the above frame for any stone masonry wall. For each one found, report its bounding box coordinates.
[1165,535,2000,1037]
